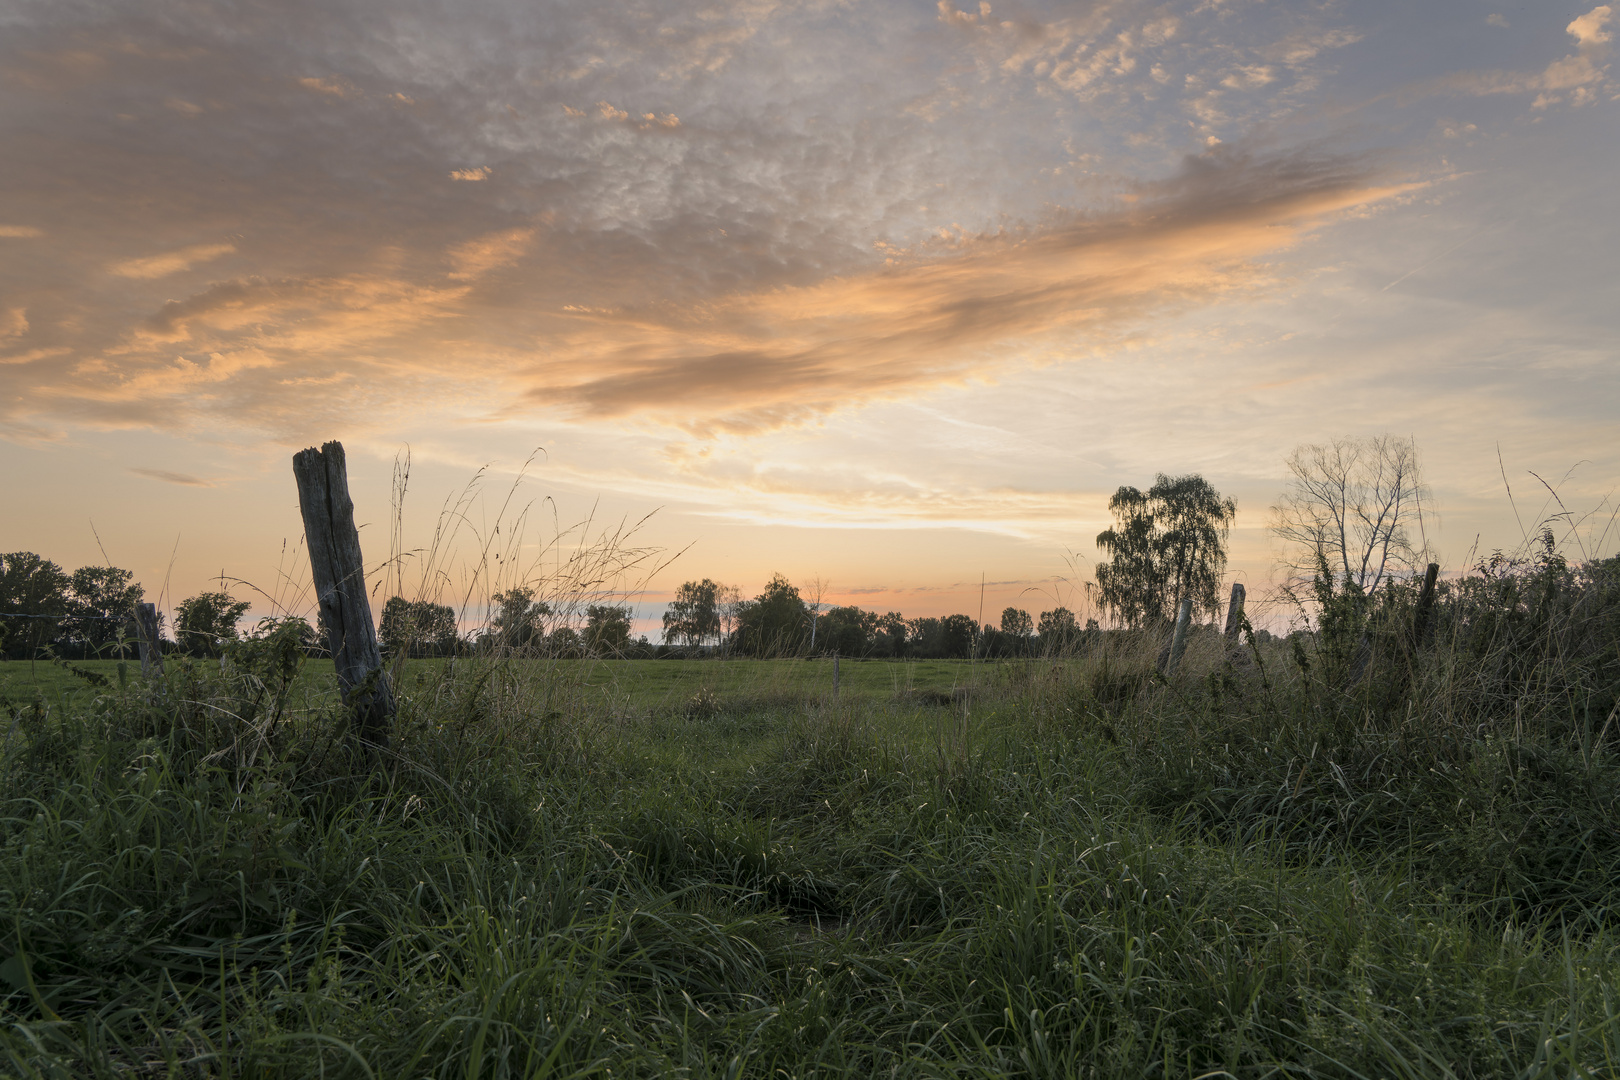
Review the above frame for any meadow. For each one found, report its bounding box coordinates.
[0,656,990,714]
[1,606,1617,1077]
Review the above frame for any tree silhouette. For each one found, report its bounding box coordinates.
[662,579,721,647]
[1095,474,1236,627]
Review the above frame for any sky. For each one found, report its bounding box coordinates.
[2,0,1617,633]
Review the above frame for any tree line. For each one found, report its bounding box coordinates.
[0,556,258,661]
[3,435,1454,662]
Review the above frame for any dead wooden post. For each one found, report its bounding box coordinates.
[1222,583,1246,644]
[293,441,394,752]
[134,602,164,678]
[1412,563,1440,649]
[1163,598,1193,674]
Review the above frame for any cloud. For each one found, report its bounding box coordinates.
[0,226,43,238]
[447,227,535,280]
[0,347,70,366]
[588,102,682,131]
[1568,6,1613,46]
[109,242,235,280]
[298,76,352,97]
[0,1,1490,449]
[1430,5,1612,106]
[532,148,1415,432]
[129,466,214,486]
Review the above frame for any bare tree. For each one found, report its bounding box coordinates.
[802,575,829,653]
[1271,435,1430,602]
[716,584,743,655]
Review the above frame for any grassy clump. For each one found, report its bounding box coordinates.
[2,562,1619,1077]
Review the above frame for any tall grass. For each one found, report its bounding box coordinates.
[2,530,1618,1075]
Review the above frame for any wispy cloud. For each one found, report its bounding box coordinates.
[109,243,235,280]
[0,0,1597,467]
[1427,5,1614,108]
[298,76,353,97]
[129,466,215,486]
[534,148,1414,432]
[0,141,1413,444]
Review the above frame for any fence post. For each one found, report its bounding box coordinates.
[1163,598,1193,674]
[135,602,164,678]
[1412,563,1440,649]
[1222,583,1246,644]
[293,441,394,753]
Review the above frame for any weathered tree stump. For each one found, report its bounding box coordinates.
[293,441,394,752]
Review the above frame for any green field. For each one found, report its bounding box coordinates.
[2,633,1618,1077]
[1,655,1006,711]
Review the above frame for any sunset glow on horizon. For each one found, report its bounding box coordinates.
[3,0,1617,631]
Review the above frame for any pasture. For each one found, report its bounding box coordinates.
[1,639,1617,1077]
[0,655,995,712]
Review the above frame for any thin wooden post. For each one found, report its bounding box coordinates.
[1412,563,1440,649]
[293,441,394,752]
[134,602,164,678]
[1222,583,1246,644]
[1164,598,1193,674]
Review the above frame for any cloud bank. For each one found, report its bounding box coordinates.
[0,0,1599,446]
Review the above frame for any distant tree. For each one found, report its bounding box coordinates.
[583,604,633,656]
[802,575,829,653]
[1271,435,1428,604]
[64,566,144,655]
[662,579,721,647]
[733,574,809,656]
[816,605,879,656]
[380,597,415,654]
[1037,607,1078,650]
[488,587,550,650]
[0,552,70,660]
[906,616,944,658]
[872,611,908,658]
[1094,474,1236,627]
[547,625,582,658]
[941,614,977,659]
[175,591,252,657]
[1000,607,1033,638]
[380,596,460,656]
[715,584,743,656]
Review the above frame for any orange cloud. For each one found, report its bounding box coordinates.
[447,228,535,280]
[298,76,353,97]
[0,147,1417,446]
[109,242,235,280]
[527,151,1418,432]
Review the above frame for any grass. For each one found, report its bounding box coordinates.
[0,620,1617,1077]
[0,656,995,712]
